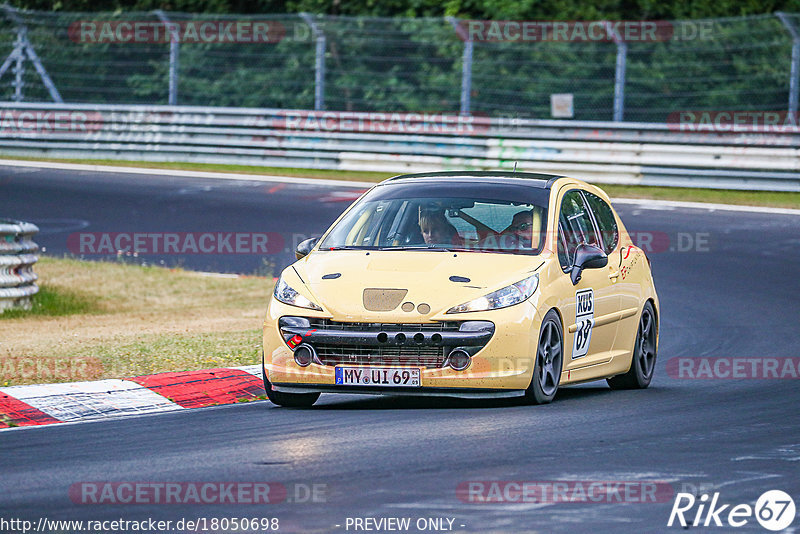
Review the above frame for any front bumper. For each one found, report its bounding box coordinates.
[263,298,542,392]
[272,383,526,399]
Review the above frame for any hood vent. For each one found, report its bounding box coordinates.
[363,288,408,311]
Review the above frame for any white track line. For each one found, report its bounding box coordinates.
[612,197,800,216]
[2,158,798,215]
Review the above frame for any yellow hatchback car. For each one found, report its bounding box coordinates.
[262,171,659,407]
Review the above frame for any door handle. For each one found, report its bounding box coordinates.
[608,270,620,280]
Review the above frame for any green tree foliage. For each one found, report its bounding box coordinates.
[0,4,797,122]
[6,0,800,18]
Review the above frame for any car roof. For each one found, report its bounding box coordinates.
[382,171,563,189]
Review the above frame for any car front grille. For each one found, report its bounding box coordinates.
[307,319,462,332]
[314,344,446,368]
[308,319,462,368]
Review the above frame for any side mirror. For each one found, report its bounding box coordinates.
[295,237,319,260]
[570,243,608,285]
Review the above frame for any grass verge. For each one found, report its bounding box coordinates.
[2,155,799,209]
[0,256,271,386]
[0,286,98,318]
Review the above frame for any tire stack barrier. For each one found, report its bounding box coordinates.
[0,219,39,312]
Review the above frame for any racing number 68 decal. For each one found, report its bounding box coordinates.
[572,289,594,359]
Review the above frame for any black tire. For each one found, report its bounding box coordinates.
[261,354,320,407]
[525,309,564,405]
[607,301,657,390]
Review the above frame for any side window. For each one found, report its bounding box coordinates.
[583,192,619,254]
[558,190,600,270]
[557,223,570,270]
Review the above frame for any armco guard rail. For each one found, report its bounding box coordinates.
[0,103,799,191]
[0,219,39,312]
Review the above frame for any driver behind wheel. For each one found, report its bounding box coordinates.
[418,208,463,246]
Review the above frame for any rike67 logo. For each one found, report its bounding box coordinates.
[668,490,796,531]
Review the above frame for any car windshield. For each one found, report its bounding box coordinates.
[319,180,550,254]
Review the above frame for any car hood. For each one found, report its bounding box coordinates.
[292,250,543,320]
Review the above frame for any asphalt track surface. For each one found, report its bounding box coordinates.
[1,164,799,533]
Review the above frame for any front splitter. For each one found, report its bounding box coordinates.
[272,383,527,399]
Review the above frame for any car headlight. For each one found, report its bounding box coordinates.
[446,274,539,314]
[273,277,323,311]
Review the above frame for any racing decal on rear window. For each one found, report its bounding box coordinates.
[572,289,594,359]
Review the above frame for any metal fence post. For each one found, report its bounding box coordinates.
[1,4,62,102]
[300,13,326,111]
[447,17,472,116]
[13,28,24,101]
[604,21,628,122]
[154,10,179,106]
[613,42,628,121]
[777,12,800,118]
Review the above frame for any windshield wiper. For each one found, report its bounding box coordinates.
[377,245,451,251]
[444,247,494,253]
[446,247,537,255]
[324,245,370,251]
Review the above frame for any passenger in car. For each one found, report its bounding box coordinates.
[479,210,538,251]
[501,210,535,248]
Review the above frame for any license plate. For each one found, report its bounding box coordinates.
[335,366,420,387]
